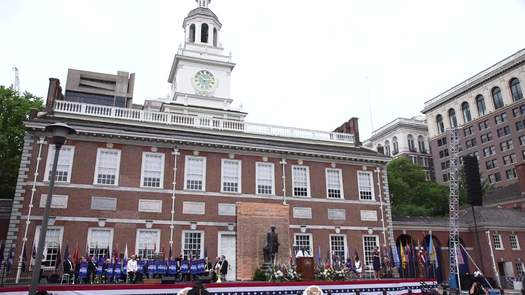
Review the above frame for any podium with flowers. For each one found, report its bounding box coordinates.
[296,257,314,281]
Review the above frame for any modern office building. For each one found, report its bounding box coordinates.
[364,116,433,180]
[422,49,525,188]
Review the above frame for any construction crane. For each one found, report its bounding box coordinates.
[12,67,20,92]
[448,127,461,292]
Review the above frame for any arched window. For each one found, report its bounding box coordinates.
[492,87,504,109]
[384,140,391,156]
[392,137,399,155]
[461,102,472,123]
[510,78,523,101]
[213,28,218,47]
[448,108,457,128]
[189,24,196,43]
[436,114,444,134]
[201,23,209,43]
[476,95,486,116]
[417,135,426,153]
[407,134,415,152]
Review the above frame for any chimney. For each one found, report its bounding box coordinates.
[334,117,361,145]
[45,78,64,113]
[515,163,525,193]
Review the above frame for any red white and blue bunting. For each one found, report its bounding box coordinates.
[0,279,437,295]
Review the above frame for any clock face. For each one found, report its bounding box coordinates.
[193,70,216,94]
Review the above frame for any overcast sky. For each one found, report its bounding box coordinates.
[1,0,524,140]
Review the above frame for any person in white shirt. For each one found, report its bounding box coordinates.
[127,255,138,283]
[354,256,362,278]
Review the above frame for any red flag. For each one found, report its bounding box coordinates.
[72,242,79,268]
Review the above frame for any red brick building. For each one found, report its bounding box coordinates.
[1,1,398,282]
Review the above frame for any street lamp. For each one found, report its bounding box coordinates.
[29,123,75,295]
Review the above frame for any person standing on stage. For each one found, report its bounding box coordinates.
[87,255,97,284]
[127,254,138,284]
[372,246,381,279]
[219,255,229,281]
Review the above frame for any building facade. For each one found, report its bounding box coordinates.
[3,0,395,282]
[422,49,525,188]
[364,117,433,180]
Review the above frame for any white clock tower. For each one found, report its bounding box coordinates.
[166,0,243,119]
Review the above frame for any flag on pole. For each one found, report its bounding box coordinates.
[316,246,321,266]
[168,244,173,261]
[73,242,79,268]
[391,244,400,268]
[124,243,128,260]
[64,244,69,261]
[400,241,406,270]
[456,246,465,265]
[7,245,14,272]
[428,236,438,268]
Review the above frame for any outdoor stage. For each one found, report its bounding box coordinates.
[0,278,437,295]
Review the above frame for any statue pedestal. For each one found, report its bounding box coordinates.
[296,257,315,281]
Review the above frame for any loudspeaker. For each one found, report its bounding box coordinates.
[463,155,482,206]
[161,276,176,284]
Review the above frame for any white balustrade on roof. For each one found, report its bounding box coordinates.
[54,100,354,144]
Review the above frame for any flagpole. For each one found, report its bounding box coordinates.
[15,137,45,284]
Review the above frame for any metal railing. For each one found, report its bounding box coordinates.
[54,100,355,144]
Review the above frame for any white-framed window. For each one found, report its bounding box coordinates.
[358,171,375,201]
[33,226,63,268]
[325,168,344,199]
[94,148,121,185]
[516,262,525,277]
[294,233,313,254]
[184,156,206,191]
[39,194,68,209]
[493,234,503,250]
[136,229,160,259]
[362,235,380,272]
[44,145,75,183]
[182,230,204,259]
[138,199,162,213]
[510,234,520,250]
[329,234,347,263]
[292,165,310,197]
[87,228,113,261]
[256,162,275,195]
[141,152,164,188]
[221,159,241,193]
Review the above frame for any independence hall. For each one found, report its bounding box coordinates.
[2,0,395,282]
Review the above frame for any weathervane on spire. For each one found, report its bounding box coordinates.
[196,0,211,8]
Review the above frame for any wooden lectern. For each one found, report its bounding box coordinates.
[296,257,315,281]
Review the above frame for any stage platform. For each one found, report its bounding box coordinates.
[0,278,437,295]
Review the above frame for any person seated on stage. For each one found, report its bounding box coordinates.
[345,257,353,271]
[188,281,210,295]
[63,255,75,282]
[87,256,97,284]
[102,258,111,283]
[354,256,363,278]
[127,255,138,284]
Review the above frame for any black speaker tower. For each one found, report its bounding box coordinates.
[463,155,482,206]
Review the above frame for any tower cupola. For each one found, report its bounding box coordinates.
[184,0,222,47]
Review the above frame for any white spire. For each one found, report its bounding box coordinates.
[196,0,211,8]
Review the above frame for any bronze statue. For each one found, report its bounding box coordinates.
[263,225,279,264]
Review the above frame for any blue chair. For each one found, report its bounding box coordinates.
[156,260,168,276]
[167,261,178,276]
[78,262,88,284]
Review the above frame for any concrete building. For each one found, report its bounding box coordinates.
[422,49,525,188]
[364,116,433,180]
[3,0,395,282]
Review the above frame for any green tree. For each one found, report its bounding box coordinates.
[387,157,449,217]
[0,86,43,199]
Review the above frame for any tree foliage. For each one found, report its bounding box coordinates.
[0,86,43,199]
[387,157,449,217]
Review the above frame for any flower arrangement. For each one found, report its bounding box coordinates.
[269,264,302,282]
[315,264,352,281]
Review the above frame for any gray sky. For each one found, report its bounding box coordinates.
[1,0,524,140]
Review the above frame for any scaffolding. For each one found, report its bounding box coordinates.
[448,127,461,291]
